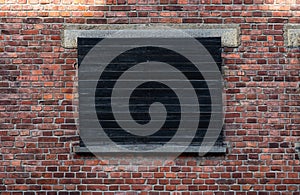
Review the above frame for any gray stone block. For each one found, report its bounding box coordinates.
[62,24,240,48]
[284,24,300,47]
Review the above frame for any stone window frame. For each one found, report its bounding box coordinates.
[62,24,240,154]
[284,24,300,48]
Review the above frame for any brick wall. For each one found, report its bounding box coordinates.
[0,0,300,194]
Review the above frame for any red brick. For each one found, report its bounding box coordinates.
[182,18,203,23]
[111,6,131,11]
[0,1,299,194]
[86,18,107,24]
[89,6,109,11]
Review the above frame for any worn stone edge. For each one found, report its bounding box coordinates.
[62,24,240,48]
[284,24,300,47]
[295,143,300,160]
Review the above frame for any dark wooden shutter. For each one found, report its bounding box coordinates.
[77,37,225,154]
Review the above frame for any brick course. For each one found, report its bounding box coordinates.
[0,0,300,194]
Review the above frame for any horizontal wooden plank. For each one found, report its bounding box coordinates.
[78,64,222,72]
[81,140,223,147]
[78,137,224,144]
[77,37,221,45]
[79,92,217,99]
[80,126,222,132]
[80,97,222,104]
[80,101,219,106]
[79,105,216,112]
[79,112,221,116]
[79,135,224,142]
[79,71,222,80]
[77,38,222,54]
[79,112,216,119]
[78,120,222,129]
[79,130,223,138]
[78,58,222,69]
[82,88,220,92]
[80,135,223,141]
[80,104,217,111]
[79,140,224,147]
[73,144,226,154]
[79,88,222,97]
[78,47,221,55]
[79,80,221,88]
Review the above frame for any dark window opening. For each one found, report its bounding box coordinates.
[76,37,226,155]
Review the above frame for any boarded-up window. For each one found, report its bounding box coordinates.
[76,36,225,155]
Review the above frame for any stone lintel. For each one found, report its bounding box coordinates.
[62,24,240,48]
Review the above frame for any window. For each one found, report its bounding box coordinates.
[62,25,240,155]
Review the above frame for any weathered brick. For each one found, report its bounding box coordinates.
[89,6,109,11]
[0,1,299,194]
[24,18,42,24]
[43,18,65,23]
[86,18,107,24]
